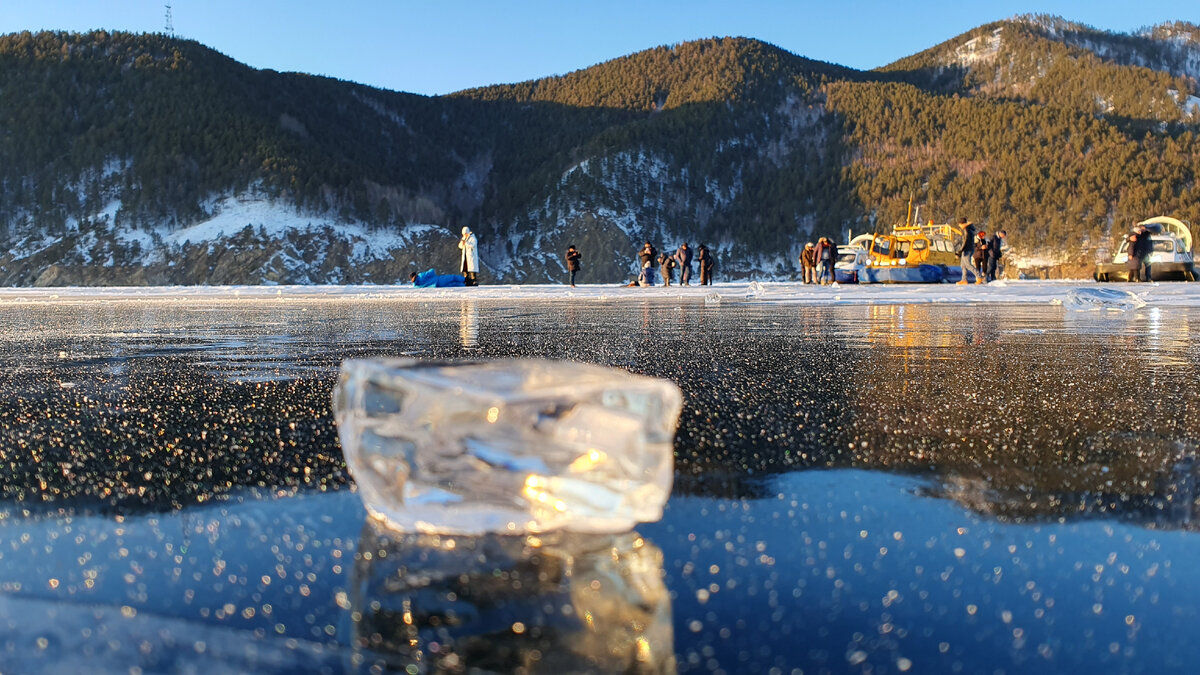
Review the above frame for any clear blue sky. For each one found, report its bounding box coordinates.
[3,1,1197,96]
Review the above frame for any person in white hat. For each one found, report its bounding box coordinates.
[459,226,479,286]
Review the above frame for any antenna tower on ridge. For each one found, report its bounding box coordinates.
[164,4,174,36]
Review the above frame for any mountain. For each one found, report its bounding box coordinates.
[0,19,1197,286]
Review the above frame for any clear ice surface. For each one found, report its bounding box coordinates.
[334,358,683,534]
[1062,287,1147,311]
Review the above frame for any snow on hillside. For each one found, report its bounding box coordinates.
[164,196,445,258]
[954,27,1004,67]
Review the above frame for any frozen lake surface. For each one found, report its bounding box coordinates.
[1,282,1199,673]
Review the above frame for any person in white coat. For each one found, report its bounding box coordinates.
[459,226,479,286]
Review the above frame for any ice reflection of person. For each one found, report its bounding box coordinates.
[459,299,478,349]
[349,525,676,673]
[459,226,479,286]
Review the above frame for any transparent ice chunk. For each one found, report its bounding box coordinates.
[1063,287,1146,312]
[746,281,766,297]
[349,526,676,673]
[704,292,722,305]
[333,358,683,534]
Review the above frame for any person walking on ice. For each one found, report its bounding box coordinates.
[565,245,582,287]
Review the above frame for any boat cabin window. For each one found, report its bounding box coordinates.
[896,241,911,258]
[1117,240,1129,254]
[912,239,929,251]
[872,238,892,256]
[1152,239,1175,253]
[838,251,859,264]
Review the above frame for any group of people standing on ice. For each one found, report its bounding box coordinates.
[412,225,722,289]
[798,238,838,284]
[625,241,715,287]
[1125,224,1154,282]
[956,219,1006,284]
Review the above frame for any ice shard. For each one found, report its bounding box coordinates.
[1062,287,1146,311]
[333,358,683,534]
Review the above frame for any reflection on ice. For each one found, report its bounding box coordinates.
[459,300,479,349]
[334,358,683,534]
[349,525,674,673]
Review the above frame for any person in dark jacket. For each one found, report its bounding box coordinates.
[697,245,715,285]
[674,242,694,285]
[799,242,817,284]
[658,252,677,286]
[985,230,1006,281]
[972,231,989,284]
[565,245,582,287]
[1134,225,1154,281]
[955,218,977,284]
[1125,232,1143,281]
[637,241,658,286]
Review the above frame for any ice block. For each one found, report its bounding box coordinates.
[333,358,682,534]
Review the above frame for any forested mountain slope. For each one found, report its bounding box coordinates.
[0,19,1196,285]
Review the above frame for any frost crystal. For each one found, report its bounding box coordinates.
[334,358,682,534]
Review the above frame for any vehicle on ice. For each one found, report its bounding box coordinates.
[839,222,976,283]
[1094,216,1196,282]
